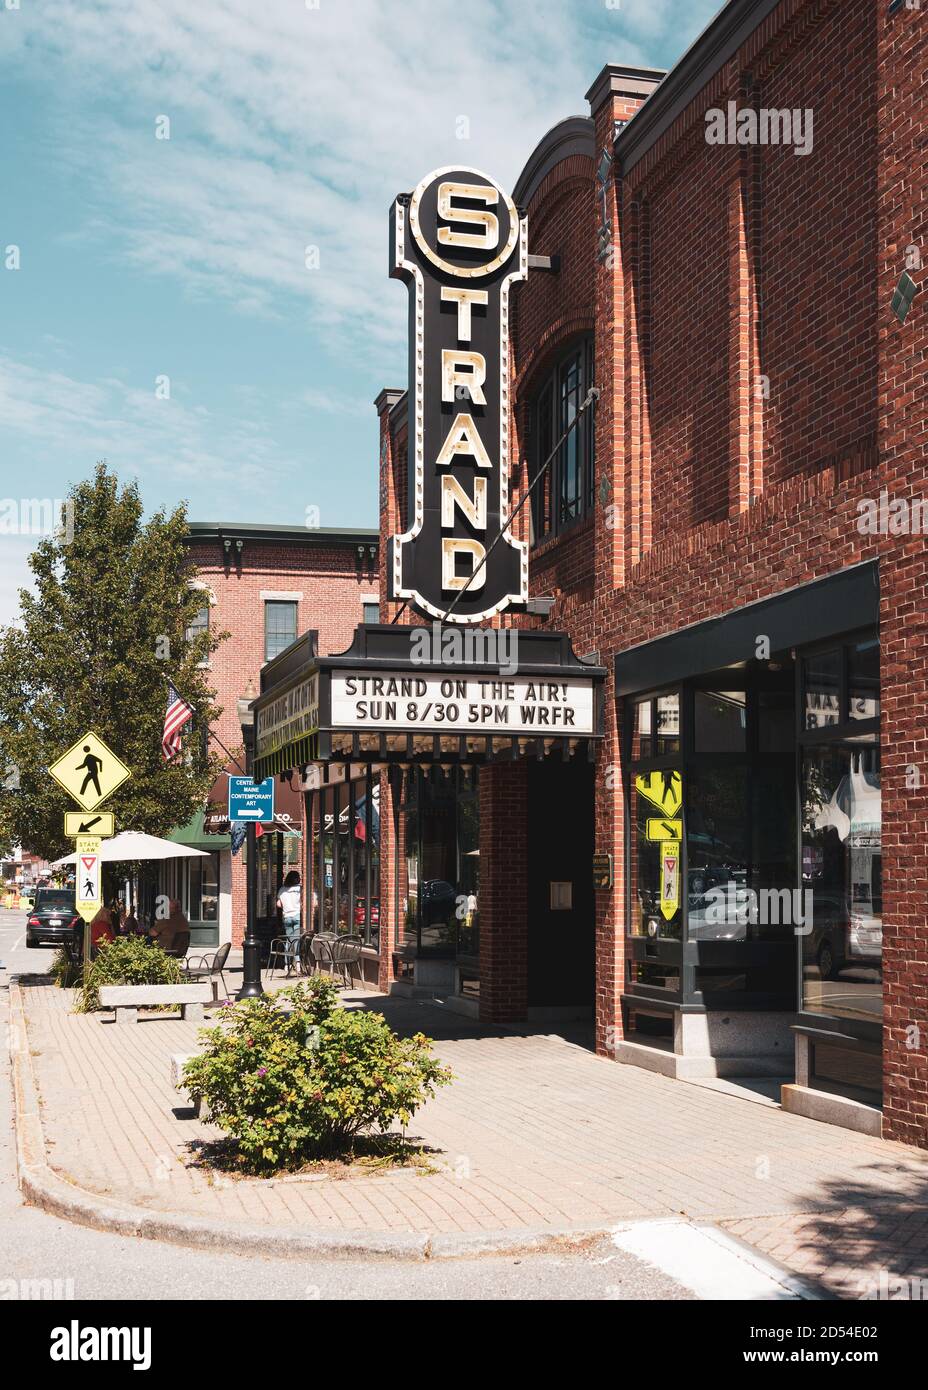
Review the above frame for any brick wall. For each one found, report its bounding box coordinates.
[498,3,927,1143]
[188,535,378,946]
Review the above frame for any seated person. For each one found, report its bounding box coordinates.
[149,898,189,955]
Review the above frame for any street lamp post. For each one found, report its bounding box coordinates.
[236,694,264,1000]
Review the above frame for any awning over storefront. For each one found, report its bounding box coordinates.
[167,808,232,852]
[252,624,606,783]
[614,561,879,698]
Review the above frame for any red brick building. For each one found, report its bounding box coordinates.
[253,0,927,1147]
[174,523,378,949]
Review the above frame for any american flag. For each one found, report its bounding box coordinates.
[162,683,194,761]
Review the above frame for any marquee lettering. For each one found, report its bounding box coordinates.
[387,166,529,622]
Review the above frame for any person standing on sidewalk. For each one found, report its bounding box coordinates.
[277,871,302,973]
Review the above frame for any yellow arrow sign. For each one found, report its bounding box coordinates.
[646,817,682,842]
[48,732,131,812]
[65,811,115,839]
[635,770,683,819]
[75,835,102,923]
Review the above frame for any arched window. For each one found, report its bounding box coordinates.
[528,337,595,544]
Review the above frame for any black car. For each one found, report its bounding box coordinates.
[26,888,81,950]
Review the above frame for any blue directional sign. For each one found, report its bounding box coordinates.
[228,776,275,822]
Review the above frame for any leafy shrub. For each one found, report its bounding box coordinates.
[182,979,452,1174]
[77,936,182,1012]
[50,948,80,989]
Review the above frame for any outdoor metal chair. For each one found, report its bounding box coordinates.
[310,933,337,977]
[267,935,299,978]
[182,941,231,998]
[298,935,316,975]
[163,930,190,960]
[330,933,363,989]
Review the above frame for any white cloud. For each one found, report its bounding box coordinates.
[0,353,300,498]
[7,0,717,367]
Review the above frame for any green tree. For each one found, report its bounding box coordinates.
[0,463,225,861]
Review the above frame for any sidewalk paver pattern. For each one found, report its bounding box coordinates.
[20,978,928,1290]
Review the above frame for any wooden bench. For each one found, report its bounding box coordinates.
[98,983,213,1025]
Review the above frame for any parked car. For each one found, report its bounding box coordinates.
[26,888,80,950]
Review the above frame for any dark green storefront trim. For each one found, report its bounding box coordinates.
[253,733,319,784]
[167,808,232,852]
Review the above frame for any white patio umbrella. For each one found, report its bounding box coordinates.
[52,831,211,866]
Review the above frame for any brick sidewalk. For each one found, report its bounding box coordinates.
[18,976,928,1289]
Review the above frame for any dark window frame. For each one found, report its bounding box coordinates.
[528,336,595,545]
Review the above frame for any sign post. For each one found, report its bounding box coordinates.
[47,730,131,985]
[75,835,102,983]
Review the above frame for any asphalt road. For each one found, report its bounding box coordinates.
[0,909,689,1302]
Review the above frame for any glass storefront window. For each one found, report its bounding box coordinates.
[694,690,746,753]
[632,774,682,941]
[803,649,841,730]
[188,852,219,921]
[801,740,882,1024]
[758,688,794,752]
[631,699,652,760]
[848,637,880,722]
[655,694,680,755]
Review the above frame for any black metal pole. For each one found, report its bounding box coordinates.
[237,716,264,999]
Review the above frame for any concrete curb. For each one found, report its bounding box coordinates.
[5,980,830,1288]
[7,980,612,1262]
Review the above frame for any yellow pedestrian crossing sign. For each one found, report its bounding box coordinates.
[75,835,102,923]
[64,810,115,839]
[48,731,131,812]
[635,770,682,819]
[646,817,682,843]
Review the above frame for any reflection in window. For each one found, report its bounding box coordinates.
[633,778,682,942]
[655,694,680,756]
[188,852,219,922]
[694,690,746,753]
[848,638,880,722]
[803,649,841,730]
[264,600,298,662]
[801,741,881,1023]
[528,338,595,543]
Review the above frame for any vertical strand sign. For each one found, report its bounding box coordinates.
[388,168,529,623]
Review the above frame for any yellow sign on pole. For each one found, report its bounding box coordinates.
[64,810,115,839]
[635,770,683,819]
[48,732,131,812]
[659,841,681,921]
[646,817,682,843]
[75,835,102,924]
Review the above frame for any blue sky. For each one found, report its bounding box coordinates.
[0,0,720,625]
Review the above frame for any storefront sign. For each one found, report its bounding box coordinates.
[255,673,319,760]
[592,853,613,890]
[387,167,528,623]
[228,777,275,822]
[331,669,595,736]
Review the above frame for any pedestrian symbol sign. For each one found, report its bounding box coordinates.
[635,770,683,819]
[48,732,131,811]
[659,842,680,921]
[75,835,102,923]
